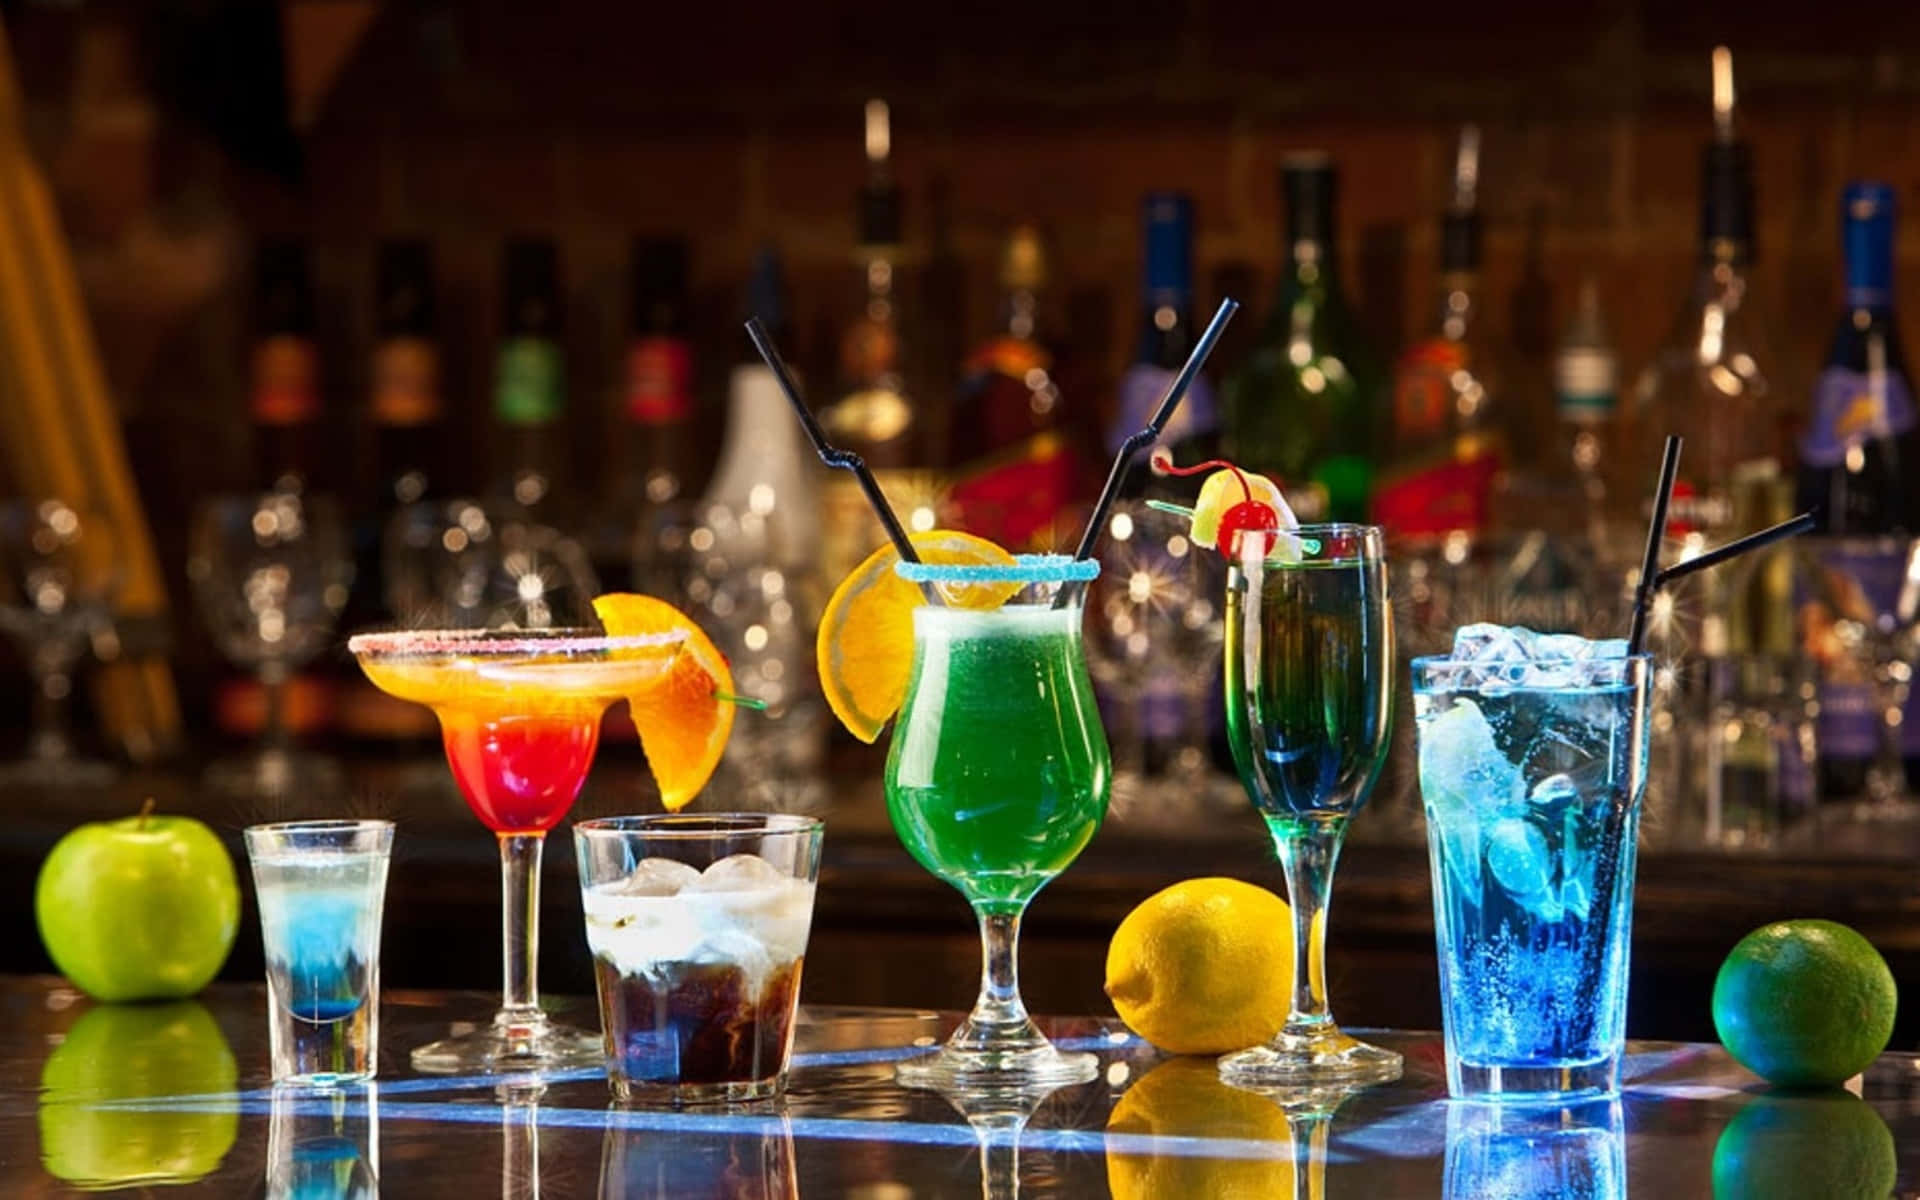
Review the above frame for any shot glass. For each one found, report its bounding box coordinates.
[245,819,395,1085]
[266,1082,381,1199]
[1411,653,1652,1101]
[574,814,823,1104]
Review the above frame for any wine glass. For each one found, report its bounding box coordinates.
[884,555,1110,1092]
[189,491,352,798]
[0,499,120,787]
[1219,524,1401,1086]
[383,497,598,630]
[1084,500,1227,821]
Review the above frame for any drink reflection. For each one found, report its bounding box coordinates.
[266,1083,380,1199]
[1444,1099,1623,1200]
[597,1109,797,1199]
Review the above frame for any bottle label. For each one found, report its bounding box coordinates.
[495,337,564,425]
[625,336,692,424]
[370,336,441,426]
[1111,366,1216,457]
[1369,447,1502,538]
[948,431,1076,550]
[1801,366,1916,468]
[1554,347,1617,421]
[250,334,319,426]
[1391,339,1467,442]
[1797,541,1920,759]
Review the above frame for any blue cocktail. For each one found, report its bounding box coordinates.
[1412,626,1652,1101]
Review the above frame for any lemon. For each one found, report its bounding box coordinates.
[1712,919,1897,1088]
[1106,1058,1294,1200]
[1105,878,1293,1056]
[815,531,1017,743]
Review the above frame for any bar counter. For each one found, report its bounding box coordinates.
[5,975,1915,1196]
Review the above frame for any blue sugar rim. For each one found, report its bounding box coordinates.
[894,553,1100,584]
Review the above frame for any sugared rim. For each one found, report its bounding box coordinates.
[894,553,1100,585]
[574,813,823,837]
[346,627,685,660]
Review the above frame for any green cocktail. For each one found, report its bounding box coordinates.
[883,556,1111,1092]
[888,605,1108,913]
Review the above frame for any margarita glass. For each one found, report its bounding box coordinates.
[883,555,1111,1092]
[348,627,686,1073]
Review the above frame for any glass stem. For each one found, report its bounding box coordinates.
[499,834,545,1026]
[968,908,1032,1038]
[1271,815,1346,1031]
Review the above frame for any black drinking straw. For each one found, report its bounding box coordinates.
[1054,297,1240,607]
[1654,511,1817,589]
[743,316,939,602]
[1626,436,1683,655]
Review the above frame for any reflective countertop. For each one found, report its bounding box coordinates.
[4,977,1917,1197]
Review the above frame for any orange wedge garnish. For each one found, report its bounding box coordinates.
[592,594,735,812]
[816,530,1019,743]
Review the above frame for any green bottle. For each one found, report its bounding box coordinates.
[1224,154,1386,523]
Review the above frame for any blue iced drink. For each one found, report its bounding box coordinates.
[1412,625,1652,1101]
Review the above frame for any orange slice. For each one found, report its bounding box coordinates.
[591,594,735,812]
[817,530,1019,743]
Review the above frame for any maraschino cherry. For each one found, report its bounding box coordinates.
[1150,452,1282,558]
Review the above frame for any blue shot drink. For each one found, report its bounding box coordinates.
[1412,627,1651,1101]
[245,820,395,1085]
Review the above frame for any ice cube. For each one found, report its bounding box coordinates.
[1419,698,1524,898]
[610,857,700,897]
[686,853,788,894]
[1452,623,1540,662]
[1486,817,1558,919]
[1527,774,1581,812]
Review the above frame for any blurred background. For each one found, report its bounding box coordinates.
[4,0,1920,1043]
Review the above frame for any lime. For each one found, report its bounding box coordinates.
[1712,919,1896,1088]
[1104,878,1294,1056]
[1712,1088,1895,1200]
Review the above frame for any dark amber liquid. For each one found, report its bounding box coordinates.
[593,956,803,1090]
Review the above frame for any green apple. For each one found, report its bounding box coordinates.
[39,1000,240,1188]
[36,802,241,1001]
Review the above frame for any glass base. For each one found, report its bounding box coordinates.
[1218,1024,1403,1088]
[410,1011,602,1075]
[611,1075,784,1106]
[1447,1052,1620,1103]
[896,1028,1098,1094]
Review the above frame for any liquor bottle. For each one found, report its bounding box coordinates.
[818,100,925,581]
[1553,280,1627,551]
[1375,126,1502,551]
[1626,47,1782,611]
[338,240,443,744]
[249,238,323,494]
[704,248,821,569]
[367,239,444,514]
[608,236,698,596]
[948,224,1073,549]
[696,248,828,808]
[1795,181,1920,799]
[1627,47,1788,830]
[1110,192,1217,499]
[1223,153,1385,523]
[491,237,569,521]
